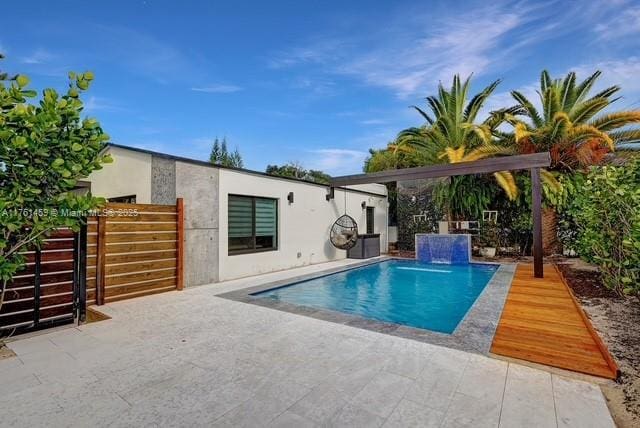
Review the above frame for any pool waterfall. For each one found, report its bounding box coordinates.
[415,234,471,264]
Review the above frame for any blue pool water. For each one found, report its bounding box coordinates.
[253,260,498,334]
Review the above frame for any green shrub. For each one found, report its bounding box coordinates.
[1,59,111,317]
[569,160,640,295]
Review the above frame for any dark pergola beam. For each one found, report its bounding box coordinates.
[329,152,551,279]
[330,152,550,186]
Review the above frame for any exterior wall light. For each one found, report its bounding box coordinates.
[287,192,294,204]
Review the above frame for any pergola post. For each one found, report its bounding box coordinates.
[531,168,544,278]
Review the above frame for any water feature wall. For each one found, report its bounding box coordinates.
[415,234,471,264]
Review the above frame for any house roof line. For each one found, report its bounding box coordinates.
[105,143,388,199]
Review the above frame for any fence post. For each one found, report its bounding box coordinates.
[176,198,184,291]
[33,248,41,327]
[96,215,107,305]
[77,223,87,322]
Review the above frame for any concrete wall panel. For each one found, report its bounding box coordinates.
[151,156,176,204]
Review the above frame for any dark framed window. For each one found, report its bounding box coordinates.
[108,195,137,203]
[366,206,375,234]
[228,195,278,255]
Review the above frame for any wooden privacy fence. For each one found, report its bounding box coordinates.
[87,199,184,305]
[0,229,80,333]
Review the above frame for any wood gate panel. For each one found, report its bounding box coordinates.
[87,200,184,305]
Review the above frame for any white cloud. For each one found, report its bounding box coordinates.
[268,39,350,69]
[94,25,202,84]
[291,76,336,96]
[21,48,54,64]
[594,4,640,39]
[191,84,242,93]
[83,96,127,113]
[359,119,387,125]
[306,149,369,175]
[571,57,640,94]
[268,1,560,99]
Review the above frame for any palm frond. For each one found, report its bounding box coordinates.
[549,112,571,141]
[464,79,500,123]
[463,144,514,161]
[512,90,543,127]
[608,129,640,144]
[569,97,610,123]
[540,169,562,193]
[560,72,576,110]
[426,95,445,118]
[493,171,518,200]
[540,70,552,93]
[567,124,615,150]
[589,111,640,132]
[573,70,602,104]
[588,85,620,101]
[514,122,532,143]
[411,106,435,125]
[441,146,467,163]
[543,86,561,122]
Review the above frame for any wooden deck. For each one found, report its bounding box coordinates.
[490,264,619,379]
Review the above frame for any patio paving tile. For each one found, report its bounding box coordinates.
[498,364,557,428]
[289,384,351,424]
[441,392,503,428]
[350,371,413,418]
[383,399,445,427]
[269,411,317,428]
[329,403,385,428]
[0,259,616,428]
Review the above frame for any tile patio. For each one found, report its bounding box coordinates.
[1,259,615,427]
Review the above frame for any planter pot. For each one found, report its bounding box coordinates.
[480,247,496,258]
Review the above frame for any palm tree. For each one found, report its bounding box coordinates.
[394,75,520,219]
[508,70,640,170]
[507,70,640,253]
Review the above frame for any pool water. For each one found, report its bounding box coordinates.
[253,260,498,334]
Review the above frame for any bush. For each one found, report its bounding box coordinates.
[569,160,640,295]
[1,60,111,318]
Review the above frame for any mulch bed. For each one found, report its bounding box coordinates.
[558,261,640,428]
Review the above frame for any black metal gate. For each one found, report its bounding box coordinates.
[0,228,86,335]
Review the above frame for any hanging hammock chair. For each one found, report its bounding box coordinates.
[330,214,359,250]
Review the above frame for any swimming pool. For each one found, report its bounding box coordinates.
[253,259,498,334]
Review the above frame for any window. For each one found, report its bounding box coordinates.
[108,195,137,203]
[366,206,375,234]
[228,195,277,254]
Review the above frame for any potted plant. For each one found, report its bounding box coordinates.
[478,220,499,258]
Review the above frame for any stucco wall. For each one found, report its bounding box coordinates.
[175,161,220,286]
[217,169,388,281]
[86,146,152,202]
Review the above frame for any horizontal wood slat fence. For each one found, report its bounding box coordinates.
[1,229,78,333]
[87,199,184,305]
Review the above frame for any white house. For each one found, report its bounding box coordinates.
[86,144,389,286]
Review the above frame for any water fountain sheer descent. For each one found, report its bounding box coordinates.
[415,234,471,264]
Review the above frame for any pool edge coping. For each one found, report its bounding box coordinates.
[216,257,516,356]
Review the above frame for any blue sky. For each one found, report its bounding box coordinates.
[2,0,639,175]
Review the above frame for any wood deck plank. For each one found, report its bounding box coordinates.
[490,264,618,379]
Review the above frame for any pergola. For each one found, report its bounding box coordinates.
[328,152,551,278]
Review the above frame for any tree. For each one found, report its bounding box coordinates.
[506,70,640,253]
[0,56,112,325]
[209,137,244,168]
[363,146,426,173]
[566,160,640,295]
[394,75,528,219]
[265,162,331,184]
[508,70,640,172]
